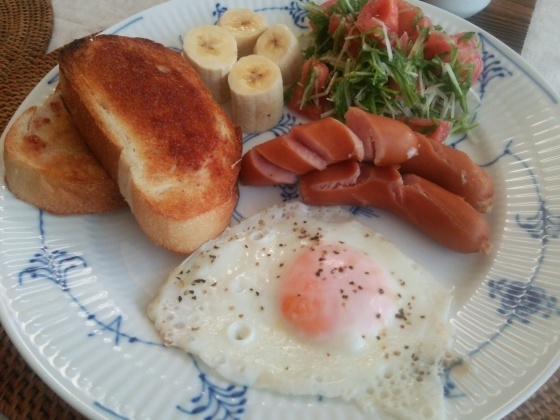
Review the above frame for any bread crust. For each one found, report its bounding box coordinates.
[58,35,242,253]
[3,91,125,215]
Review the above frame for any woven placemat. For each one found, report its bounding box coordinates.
[0,1,85,418]
[0,0,53,65]
[0,0,54,136]
[0,1,559,419]
[467,0,536,54]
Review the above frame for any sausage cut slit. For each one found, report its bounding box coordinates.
[239,148,297,186]
[290,117,365,163]
[345,107,418,166]
[256,134,328,174]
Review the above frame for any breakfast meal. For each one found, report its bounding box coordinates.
[57,34,242,254]
[3,90,125,215]
[2,0,498,417]
[146,1,493,416]
[148,201,454,419]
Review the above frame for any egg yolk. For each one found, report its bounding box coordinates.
[278,244,395,343]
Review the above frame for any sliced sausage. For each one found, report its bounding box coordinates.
[255,134,327,174]
[344,107,418,165]
[399,132,494,213]
[300,162,403,208]
[239,148,297,186]
[299,160,362,202]
[290,117,365,163]
[394,174,491,253]
[300,162,490,253]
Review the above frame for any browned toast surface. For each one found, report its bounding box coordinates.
[58,35,242,253]
[3,90,125,215]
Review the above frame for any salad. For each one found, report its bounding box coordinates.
[287,0,483,137]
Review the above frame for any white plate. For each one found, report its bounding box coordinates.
[1,0,560,419]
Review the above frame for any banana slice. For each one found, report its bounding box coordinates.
[182,25,237,103]
[228,55,283,133]
[254,23,304,86]
[217,8,268,58]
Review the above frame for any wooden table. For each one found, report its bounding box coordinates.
[467,0,537,53]
[1,1,551,419]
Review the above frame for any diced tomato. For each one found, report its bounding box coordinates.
[328,13,362,56]
[397,6,419,36]
[452,32,483,83]
[288,58,331,120]
[397,1,419,34]
[328,12,345,35]
[424,31,482,84]
[423,30,454,61]
[396,116,451,143]
[356,0,399,38]
[397,4,432,40]
[328,12,357,36]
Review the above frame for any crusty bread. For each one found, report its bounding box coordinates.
[58,35,242,253]
[3,90,125,215]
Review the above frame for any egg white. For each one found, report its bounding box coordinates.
[148,201,453,419]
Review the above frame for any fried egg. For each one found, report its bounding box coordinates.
[148,201,453,419]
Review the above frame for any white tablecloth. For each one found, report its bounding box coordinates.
[47,0,560,95]
[521,0,560,95]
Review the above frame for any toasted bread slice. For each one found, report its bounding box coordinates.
[58,35,242,254]
[3,90,125,215]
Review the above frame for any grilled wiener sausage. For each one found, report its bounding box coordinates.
[289,117,364,163]
[256,134,327,174]
[300,163,491,253]
[395,174,491,253]
[345,107,419,166]
[299,161,402,208]
[239,148,297,185]
[399,132,494,213]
